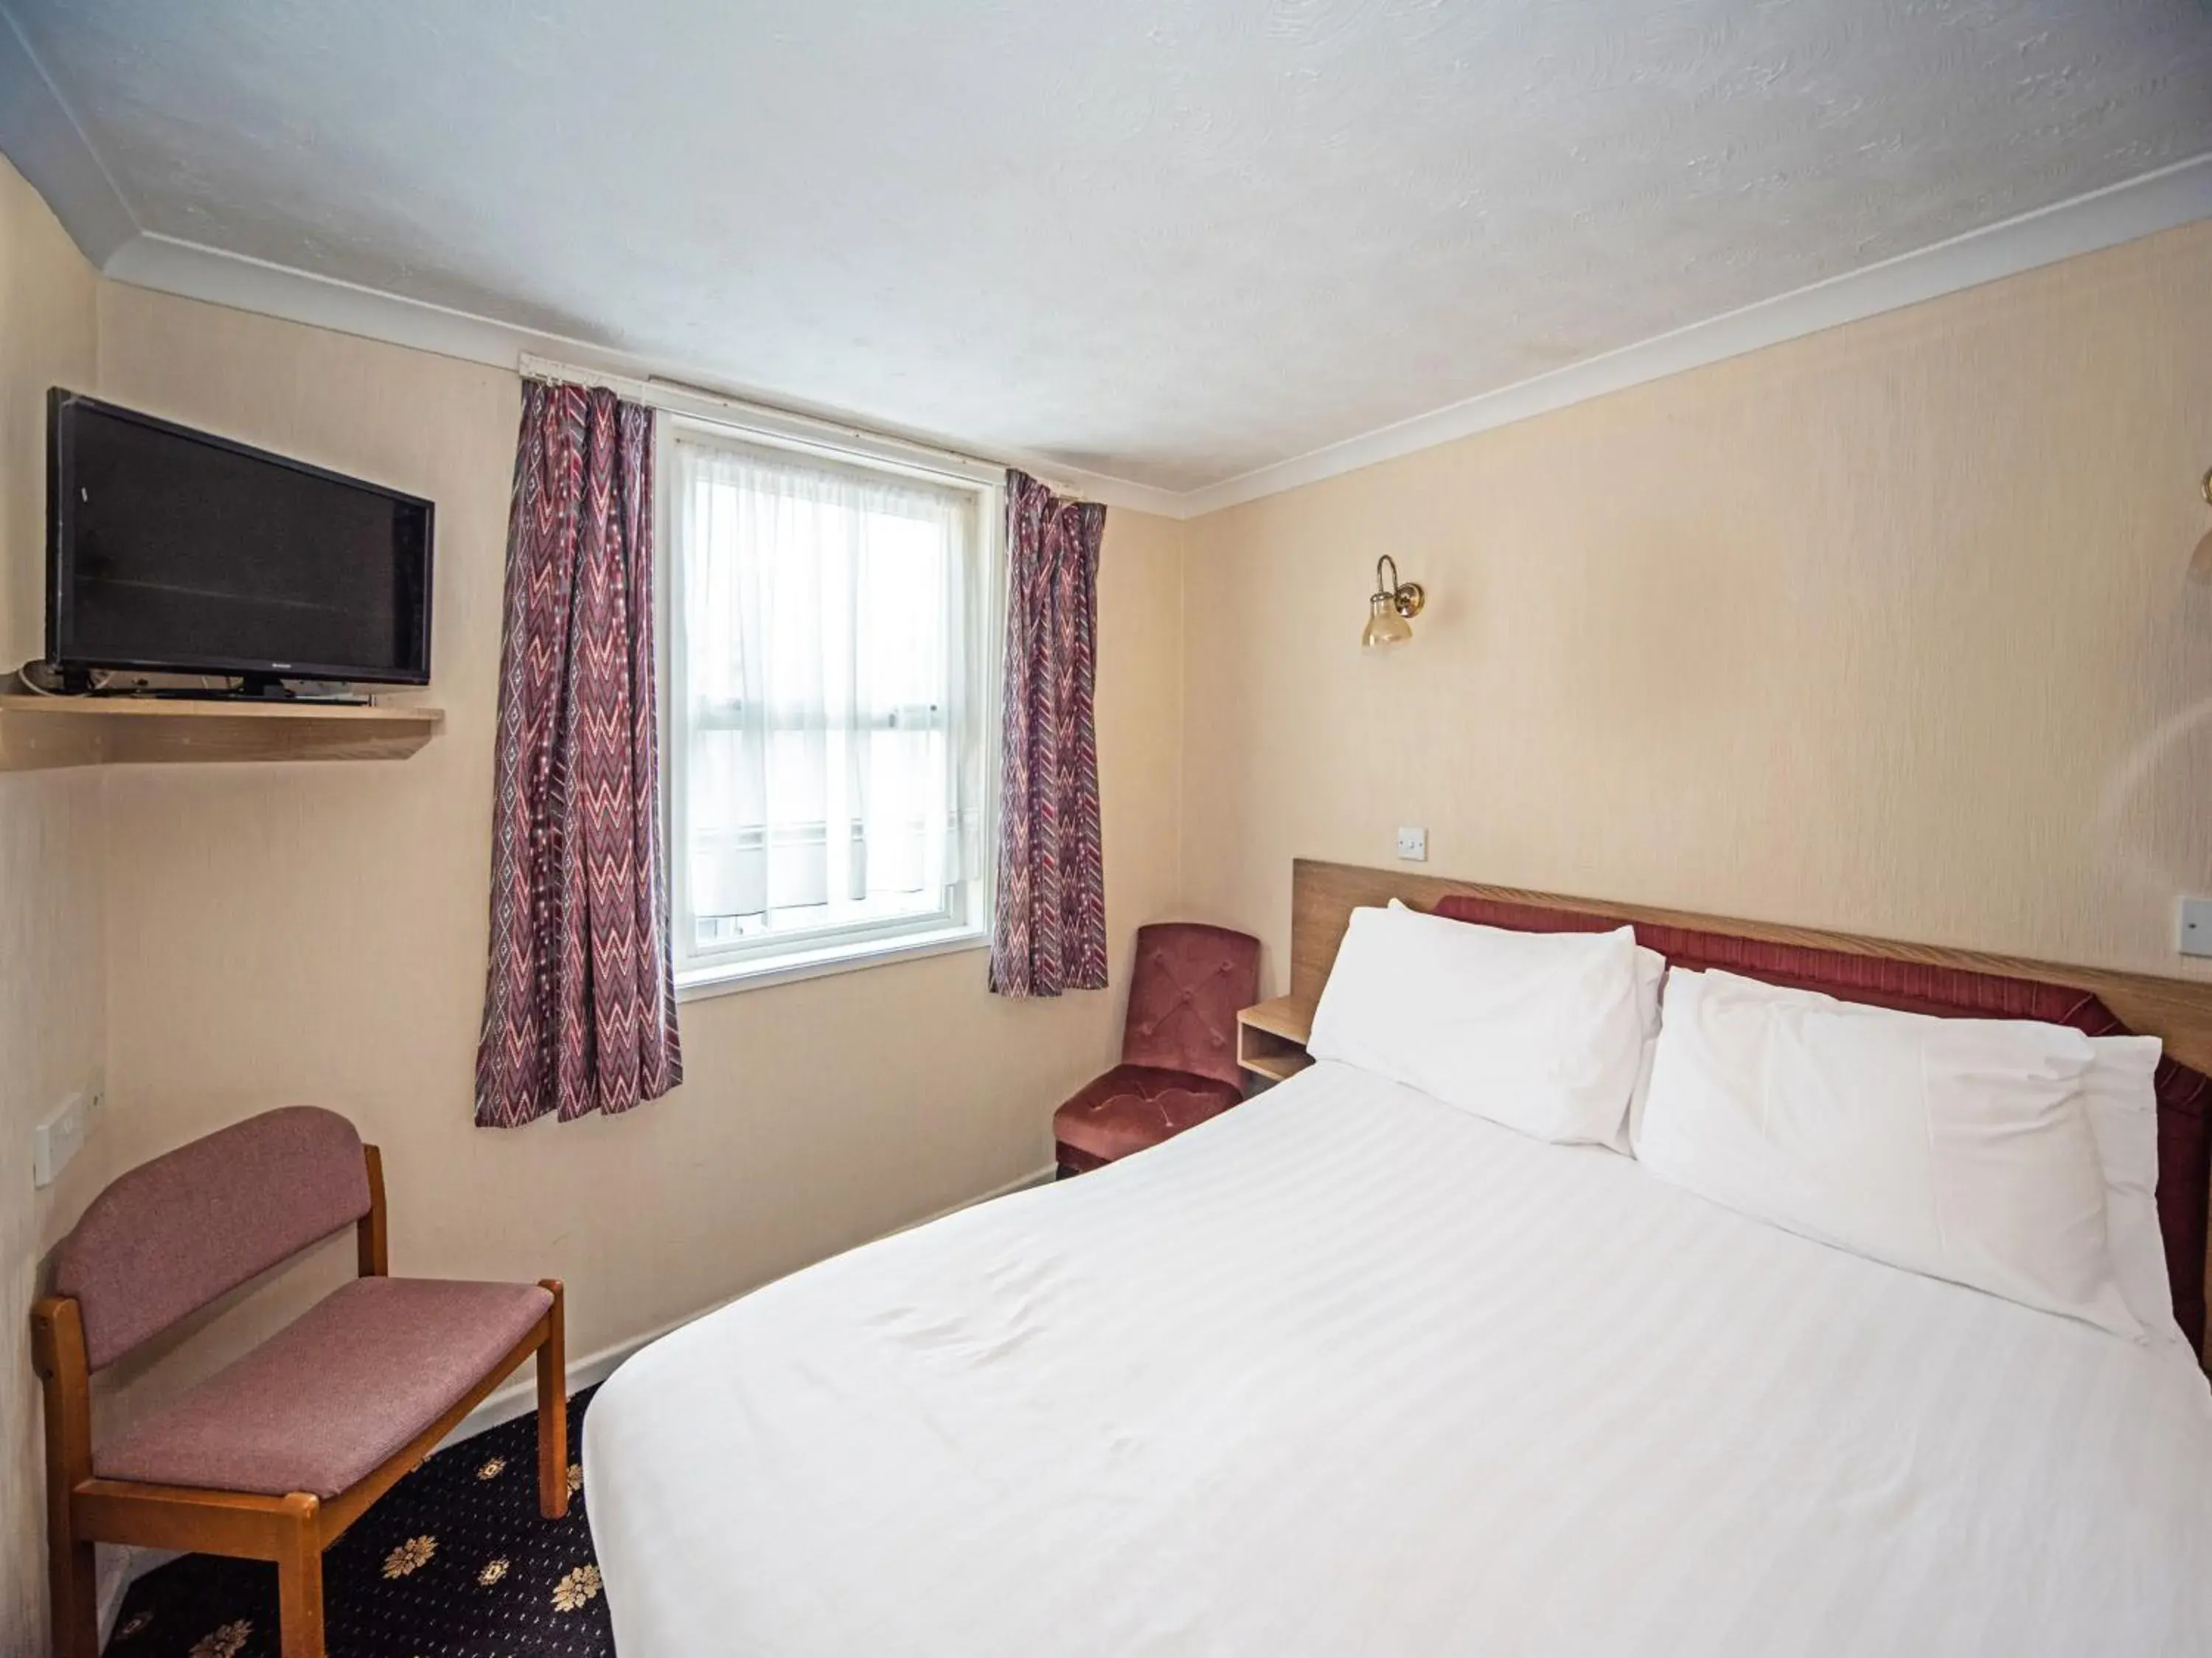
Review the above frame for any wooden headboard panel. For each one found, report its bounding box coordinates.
[1290,858,2212,1365]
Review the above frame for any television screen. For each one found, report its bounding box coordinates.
[46,390,434,684]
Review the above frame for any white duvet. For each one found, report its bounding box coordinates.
[585,1061,2212,1657]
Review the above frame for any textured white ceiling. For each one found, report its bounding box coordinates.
[5,0,2211,494]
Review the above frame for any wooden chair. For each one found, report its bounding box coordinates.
[31,1107,566,1658]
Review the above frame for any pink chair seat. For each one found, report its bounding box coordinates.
[1054,1064,1245,1166]
[94,1276,552,1499]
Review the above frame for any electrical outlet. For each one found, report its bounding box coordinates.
[1396,825,1427,862]
[2182,897,2212,960]
[33,1089,91,1189]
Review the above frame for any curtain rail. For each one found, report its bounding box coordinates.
[517,353,1089,499]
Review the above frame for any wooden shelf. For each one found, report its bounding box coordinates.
[1237,994,1316,1083]
[0,695,445,771]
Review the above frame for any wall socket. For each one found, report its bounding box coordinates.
[33,1091,90,1188]
[1396,825,1427,862]
[31,1069,103,1189]
[2182,897,2212,960]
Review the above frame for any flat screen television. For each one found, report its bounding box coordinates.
[46,389,434,691]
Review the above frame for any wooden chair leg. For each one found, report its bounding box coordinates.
[47,1531,97,1658]
[537,1278,568,1520]
[35,1296,99,1658]
[275,1495,324,1658]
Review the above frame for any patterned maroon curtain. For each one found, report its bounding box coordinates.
[990,471,1107,998]
[476,380,681,1126]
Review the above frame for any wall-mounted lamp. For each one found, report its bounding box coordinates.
[2192,468,2212,586]
[1362,555,1425,650]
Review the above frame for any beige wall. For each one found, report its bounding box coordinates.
[1182,221,2212,995]
[85,281,1185,1417]
[0,158,110,1658]
[11,140,2212,1658]
[0,226,1184,1651]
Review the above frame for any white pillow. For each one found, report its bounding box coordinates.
[1637,968,2140,1339]
[1309,903,1647,1146]
[1388,901,1668,1146]
[2084,1035,2189,1350]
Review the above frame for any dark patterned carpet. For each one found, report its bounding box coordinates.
[107,1387,613,1658]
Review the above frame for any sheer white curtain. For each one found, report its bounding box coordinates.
[671,434,987,960]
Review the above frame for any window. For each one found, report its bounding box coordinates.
[665,420,997,992]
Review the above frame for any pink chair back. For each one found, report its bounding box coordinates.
[1120,923,1262,1089]
[53,1106,371,1370]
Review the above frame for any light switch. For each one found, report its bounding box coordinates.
[2181,897,2212,960]
[1396,826,1427,862]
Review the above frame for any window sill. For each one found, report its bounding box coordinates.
[675,923,990,1002]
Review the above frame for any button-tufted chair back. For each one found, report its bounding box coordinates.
[1119,923,1262,1089]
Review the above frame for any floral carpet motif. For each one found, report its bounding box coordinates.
[108,1387,612,1658]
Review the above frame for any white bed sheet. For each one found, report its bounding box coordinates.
[585,1061,2212,1657]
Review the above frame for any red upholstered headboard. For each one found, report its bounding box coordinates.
[1285,859,2212,1366]
[1433,892,2212,1356]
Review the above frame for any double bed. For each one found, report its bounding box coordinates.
[586,863,2212,1656]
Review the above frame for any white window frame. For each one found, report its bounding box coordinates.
[655,404,1004,1000]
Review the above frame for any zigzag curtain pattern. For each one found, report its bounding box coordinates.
[476,379,681,1126]
[989,471,1107,998]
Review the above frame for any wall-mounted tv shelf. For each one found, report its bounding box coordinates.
[0,695,444,771]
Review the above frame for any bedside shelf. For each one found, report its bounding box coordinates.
[1237,994,1315,1083]
[0,696,445,771]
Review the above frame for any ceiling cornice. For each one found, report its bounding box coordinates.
[5,8,2208,524]
[1172,150,2212,519]
[90,233,1192,518]
[0,2,135,261]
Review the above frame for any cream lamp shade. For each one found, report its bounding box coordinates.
[1363,555,1425,649]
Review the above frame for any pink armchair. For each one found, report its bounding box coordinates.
[1053,922,1262,1176]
